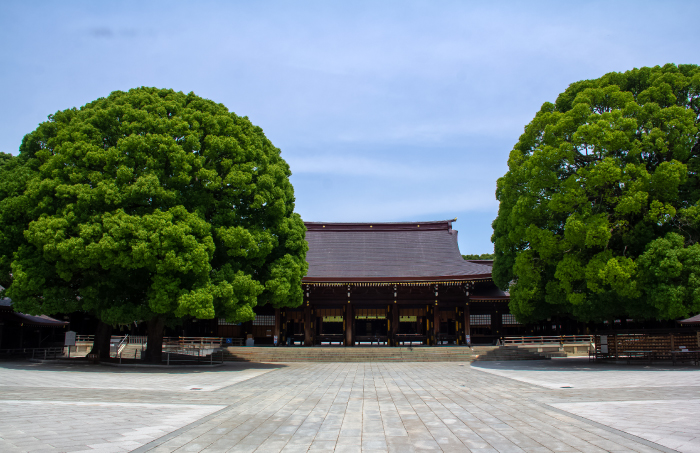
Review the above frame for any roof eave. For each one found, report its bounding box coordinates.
[301,273,493,283]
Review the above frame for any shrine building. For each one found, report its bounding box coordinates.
[216,219,518,346]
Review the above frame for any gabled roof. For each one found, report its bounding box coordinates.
[8,312,69,327]
[0,296,69,326]
[303,220,493,283]
[679,313,700,324]
[0,297,12,311]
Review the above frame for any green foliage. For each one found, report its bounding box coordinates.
[0,152,13,170]
[492,64,700,323]
[462,253,495,260]
[1,87,307,325]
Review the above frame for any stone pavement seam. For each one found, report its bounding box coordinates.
[470,365,677,453]
[541,403,681,453]
[130,405,233,453]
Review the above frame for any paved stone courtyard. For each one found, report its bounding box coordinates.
[0,358,698,452]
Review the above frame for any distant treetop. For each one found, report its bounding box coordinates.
[462,253,495,260]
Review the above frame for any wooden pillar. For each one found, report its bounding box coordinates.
[433,304,440,346]
[493,304,503,344]
[455,307,461,345]
[391,303,399,346]
[345,303,353,346]
[464,302,471,345]
[274,308,281,347]
[424,305,430,345]
[304,303,312,346]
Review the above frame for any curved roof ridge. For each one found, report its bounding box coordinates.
[305,219,457,232]
[305,219,456,225]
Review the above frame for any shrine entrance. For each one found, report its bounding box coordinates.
[354,307,388,345]
[315,308,345,345]
[395,307,428,345]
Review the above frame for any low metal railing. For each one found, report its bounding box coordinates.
[503,335,594,345]
[163,350,225,366]
[0,347,64,359]
[114,349,225,365]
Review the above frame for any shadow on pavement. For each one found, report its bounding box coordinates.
[0,359,287,374]
[471,356,700,372]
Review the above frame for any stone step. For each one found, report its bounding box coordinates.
[117,344,146,359]
[218,345,546,363]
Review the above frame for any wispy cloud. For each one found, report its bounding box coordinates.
[1,0,697,254]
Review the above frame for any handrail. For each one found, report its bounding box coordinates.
[76,335,94,342]
[503,335,594,345]
[116,335,129,355]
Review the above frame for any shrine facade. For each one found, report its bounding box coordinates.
[216,220,519,346]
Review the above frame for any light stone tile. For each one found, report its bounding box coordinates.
[1,360,697,453]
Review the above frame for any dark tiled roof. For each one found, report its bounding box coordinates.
[303,220,493,282]
[0,297,12,308]
[0,296,68,325]
[679,313,700,324]
[11,312,69,327]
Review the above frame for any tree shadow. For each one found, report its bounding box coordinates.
[471,356,700,373]
[0,359,288,374]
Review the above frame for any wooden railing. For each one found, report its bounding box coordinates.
[503,335,594,345]
[163,336,223,348]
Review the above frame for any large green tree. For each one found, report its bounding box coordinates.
[1,87,307,361]
[492,64,700,324]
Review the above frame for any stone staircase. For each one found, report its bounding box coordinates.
[220,345,551,363]
[117,343,146,359]
[222,346,475,362]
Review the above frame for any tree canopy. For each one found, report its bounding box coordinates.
[1,88,307,349]
[492,64,700,323]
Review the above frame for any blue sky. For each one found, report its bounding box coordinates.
[1,1,698,254]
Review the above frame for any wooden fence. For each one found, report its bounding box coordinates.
[594,331,700,361]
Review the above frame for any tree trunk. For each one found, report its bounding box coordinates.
[144,315,166,363]
[89,320,112,360]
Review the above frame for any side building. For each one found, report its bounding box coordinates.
[217,220,521,346]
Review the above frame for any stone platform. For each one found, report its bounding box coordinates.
[221,345,550,362]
